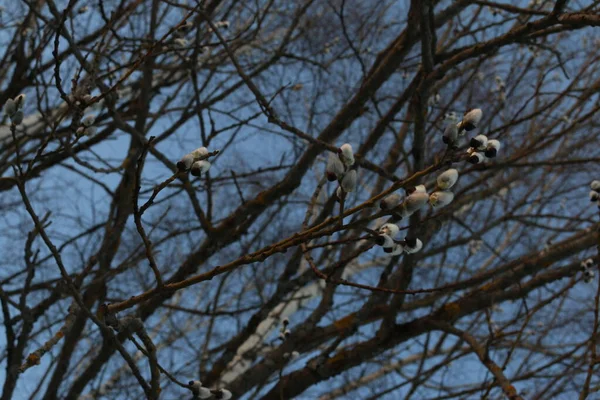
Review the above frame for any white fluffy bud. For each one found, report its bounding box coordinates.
[389,244,404,256]
[216,389,232,400]
[14,94,26,107]
[429,191,454,208]
[581,258,594,270]
[177,154,195,171]
[191,147,209,160]
[590,191,599,202]
[380,193,402,210]
[442,122,458,144]
[402,192,429,214]
[339,143,354,166]
[326,152,345,181]
[469,134,488,150]
[179,20,194,32]
[82,115,95,127]
[485,139,501,158]
[191,160,211,176]
[341,169,357,192]
[379,234,395,249]
[174,38,188,47]
[3,99,16,116]
[379,223,399,237]
[415,184,427,193]
[458,108,482,131]
[190,380,211,398]
[467,151,485,164]
[437,169,459,190]
[189,380,202,390]
[404,238,423,254]
[406,184,427,195]
[591,180,600,191]
[198,387,213,399]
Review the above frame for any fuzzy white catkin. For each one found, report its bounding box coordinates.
[406,185,426,196]
[339,143,354,166]
[191,147,209,159]
[586,258,594,267]
[443,122,458,143]
[487,139,501,151]
[590,191,599,202]
[3,99,16,116]
[467,151,485,164]
[459,108,482,131]
[437,169,458,190]
[218,389,233,400]
[380,234,395,248]
[198,387,212,399]
[470,134,488,150]
[380,193,402,209]
[429,191,454,208]
[404,239,423,254]
[413,185,427,194]
[591,180,600,191]
[379,223,399,238]
[174,38,188,47]
[402,192,429,213]
[191,160,211,176]
[178,154,195,170]
[82,115,95,127]
[581,259,594,270]
[341,169,357,192]
[14,94,26,106]
[179,20,194,31]
[485,139,501,158]
[326,152,345,179]
[389,244,404,256]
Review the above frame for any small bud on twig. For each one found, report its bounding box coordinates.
[404,238,423,254]
[190,160,211,177]
[484,139,501,158]
[457,108,483,132]
[437,169,459,190]
[380,193,402,210]
[469,134,488,150]
[429,191,455,208]
[338,143,355,166]
[341,169,357,192]
[326,152,344,181]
